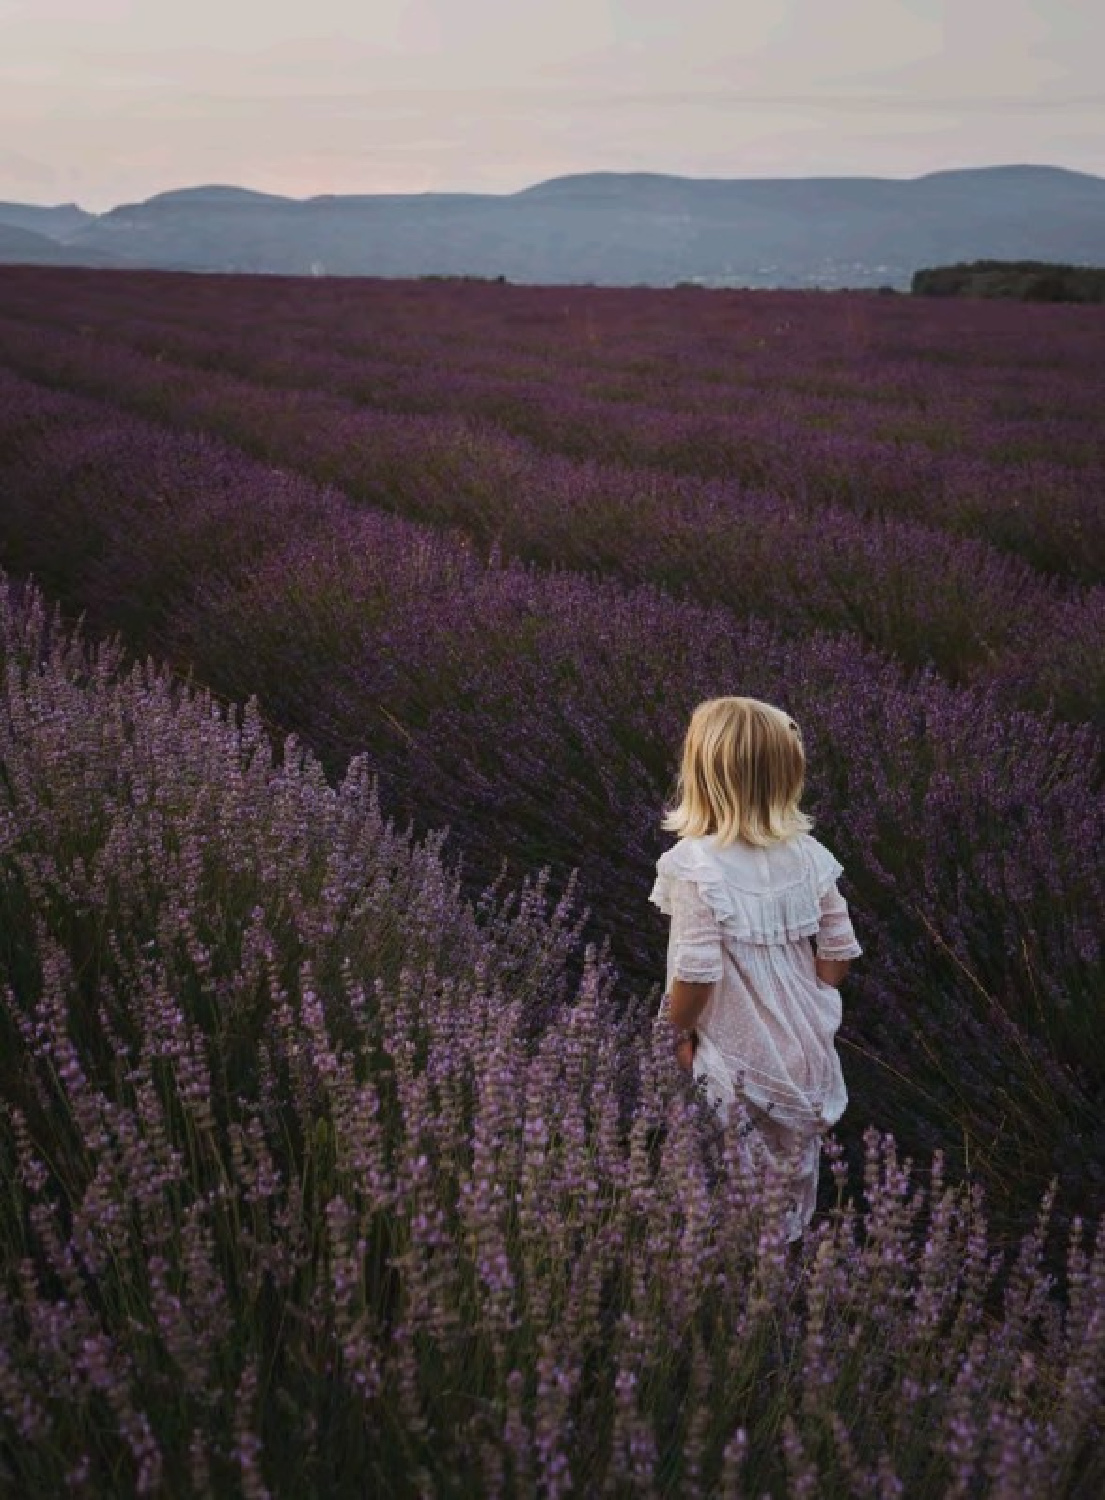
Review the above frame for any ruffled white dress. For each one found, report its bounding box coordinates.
[650,832,862,1242]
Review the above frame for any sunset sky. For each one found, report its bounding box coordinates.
[2,0,1101,211]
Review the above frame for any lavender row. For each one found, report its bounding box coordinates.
[2,573,1102,1497]
[1,310,1101,589]
[83,295,1105,471]
[11,282,1105,452]
[0,343,1101,731]
[0,375,1100,1241]
[4,264,1104,414]
[2,267,1102,579]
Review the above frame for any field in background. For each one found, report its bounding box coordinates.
[0,267,1103,1493]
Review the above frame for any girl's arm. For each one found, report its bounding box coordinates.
[667,979,714,1074]
[814,874,862,987]
[664,878,723,1008]
[668,977,715,1030]
[660,876,723,1072]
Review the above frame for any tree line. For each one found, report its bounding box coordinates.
[912,258,1105,302]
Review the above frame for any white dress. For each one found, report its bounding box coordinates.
[649,831,862,1242]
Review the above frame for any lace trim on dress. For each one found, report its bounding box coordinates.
[649,835,843,947]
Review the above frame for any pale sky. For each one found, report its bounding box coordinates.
[1,0,1102,210]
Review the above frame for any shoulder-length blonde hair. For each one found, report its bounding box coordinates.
[662,696,813,847]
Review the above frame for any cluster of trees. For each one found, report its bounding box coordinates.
[912,258,1105,302]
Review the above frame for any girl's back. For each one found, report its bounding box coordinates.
[652,697,862,1243]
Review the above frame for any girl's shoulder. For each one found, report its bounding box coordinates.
[650,836,746,929]
[651,836,722,908]
[654,833,712,875]
[792,833,845,895]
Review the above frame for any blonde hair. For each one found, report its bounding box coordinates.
[662,696,813,847]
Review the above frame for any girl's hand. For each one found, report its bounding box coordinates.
[675,1033,696,1073]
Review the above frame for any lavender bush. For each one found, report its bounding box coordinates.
[2,575,1103,1498]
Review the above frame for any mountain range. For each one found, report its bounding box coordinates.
[1,165,1103,288]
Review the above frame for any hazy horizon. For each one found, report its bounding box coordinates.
[3,0,1103,213]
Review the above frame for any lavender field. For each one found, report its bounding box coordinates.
[0,266,1103,1496]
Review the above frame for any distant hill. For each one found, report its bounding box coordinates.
[0,199,95,240]
[0,221,124,267]
[138,185,299,210]
[2,165,1103,287]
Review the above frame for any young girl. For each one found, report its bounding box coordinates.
[650,696,862,1244]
